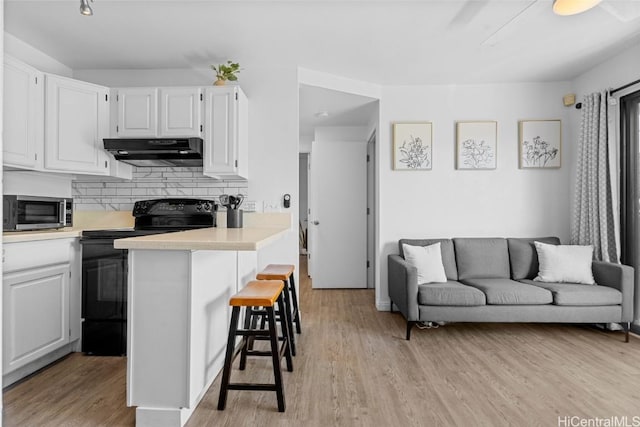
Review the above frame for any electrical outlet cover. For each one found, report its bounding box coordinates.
[243,200,257,212]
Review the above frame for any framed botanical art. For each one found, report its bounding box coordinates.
[519,120,561,169]
[455,121,497,170]
[393,122,432,170]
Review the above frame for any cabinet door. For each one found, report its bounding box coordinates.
[3,56,43,169]
[203,87,237,175]
[116,88,157,137]
[3,264,70,374]
[44,74,110,175]
[158,88,202,137]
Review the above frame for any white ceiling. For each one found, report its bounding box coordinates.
[299,85,378,137]
[6,0,640,138]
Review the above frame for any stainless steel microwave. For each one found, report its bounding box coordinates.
[3,195,73,231]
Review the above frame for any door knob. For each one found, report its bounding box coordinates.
[312,221,320,225]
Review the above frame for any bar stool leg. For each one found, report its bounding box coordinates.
[217,306,240,410]
[267,306,286,412]
[277,294,293,372]
[280,281,297,357]
[239,306,252,371]
[289,275,301,334]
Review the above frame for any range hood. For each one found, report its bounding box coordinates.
[103,138,204,167]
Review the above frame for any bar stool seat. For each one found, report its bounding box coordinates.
[257,264,301,334]
[217,280,293,412]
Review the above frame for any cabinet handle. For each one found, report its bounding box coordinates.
[105,160,108,168]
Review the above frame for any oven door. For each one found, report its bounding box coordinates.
[81,238,127,321]
[80,237,128,356]
[13,196,66,230]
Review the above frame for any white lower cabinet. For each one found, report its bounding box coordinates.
[3,264,70,373]
[2,238,81,385]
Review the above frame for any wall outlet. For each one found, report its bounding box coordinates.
[263,200,281,212]
[243,200,257,212]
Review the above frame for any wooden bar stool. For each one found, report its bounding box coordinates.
[217,280,293,412]
[257,264,301,354]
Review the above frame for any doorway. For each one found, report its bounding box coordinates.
[298,84,378,288]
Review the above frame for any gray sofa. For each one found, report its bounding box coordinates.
[388,237,634,341]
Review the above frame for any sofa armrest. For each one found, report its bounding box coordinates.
[388,254,419,321]
[592,261,635,322]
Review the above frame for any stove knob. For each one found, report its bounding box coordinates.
[203,202,211,212]
[196,203,202,211]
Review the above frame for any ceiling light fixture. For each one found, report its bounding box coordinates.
[80,0,94,16]
[552,0,601,16]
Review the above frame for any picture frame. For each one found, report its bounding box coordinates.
[519,120,562,169]
[455,121,497,170]
[392,122,432,170]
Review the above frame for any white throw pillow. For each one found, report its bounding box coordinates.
[402,243,447,284]
[533,241,595,285]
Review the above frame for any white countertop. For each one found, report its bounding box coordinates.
[113,226,288,251]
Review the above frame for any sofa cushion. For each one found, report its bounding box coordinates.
[402,243,447,284]
[453,238,510,280]
[534,242,595,285]
[519,280,622,306]
[507,237,561,280]
[399,239,458,280]
[461,278,553,305]
[418,281,486,306]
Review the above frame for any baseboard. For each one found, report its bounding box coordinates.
[3,341,79,388]
[631,323,640,336]
[376,300,391,311]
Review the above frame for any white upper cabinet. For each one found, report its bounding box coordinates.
[158,88,202,137]
[3,56,44,169]
[203,86,248,179]
[116,88,158,137]
[44,74,110,175]
[115,87,202,138]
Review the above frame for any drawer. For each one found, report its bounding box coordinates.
[3,238,75,273]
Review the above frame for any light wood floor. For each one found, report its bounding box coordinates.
[4,256,639,426]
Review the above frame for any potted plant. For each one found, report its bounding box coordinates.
[211,60,241,86]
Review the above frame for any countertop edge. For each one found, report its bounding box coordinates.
[113,227,288,251]
[3,229,83,243]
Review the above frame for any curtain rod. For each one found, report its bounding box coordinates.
[611,78,640,95]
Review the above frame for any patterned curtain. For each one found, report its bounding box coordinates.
[571,91,619,262]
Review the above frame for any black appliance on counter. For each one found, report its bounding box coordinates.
[80,198,217,356]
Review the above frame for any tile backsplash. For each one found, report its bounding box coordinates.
[72,167,248,211]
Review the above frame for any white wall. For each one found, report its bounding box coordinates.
[377,82,573,309]
[75,65,300,283]
[572,43,640,97]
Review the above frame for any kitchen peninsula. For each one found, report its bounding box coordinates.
[114,220,289,427]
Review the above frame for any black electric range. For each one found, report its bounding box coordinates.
[79,198,218,355]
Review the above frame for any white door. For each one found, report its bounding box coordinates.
[309,140,367,288]
[44,74,110,175]
[3,56,43,169]
[116,88,157,137]
[158,87,202,137]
